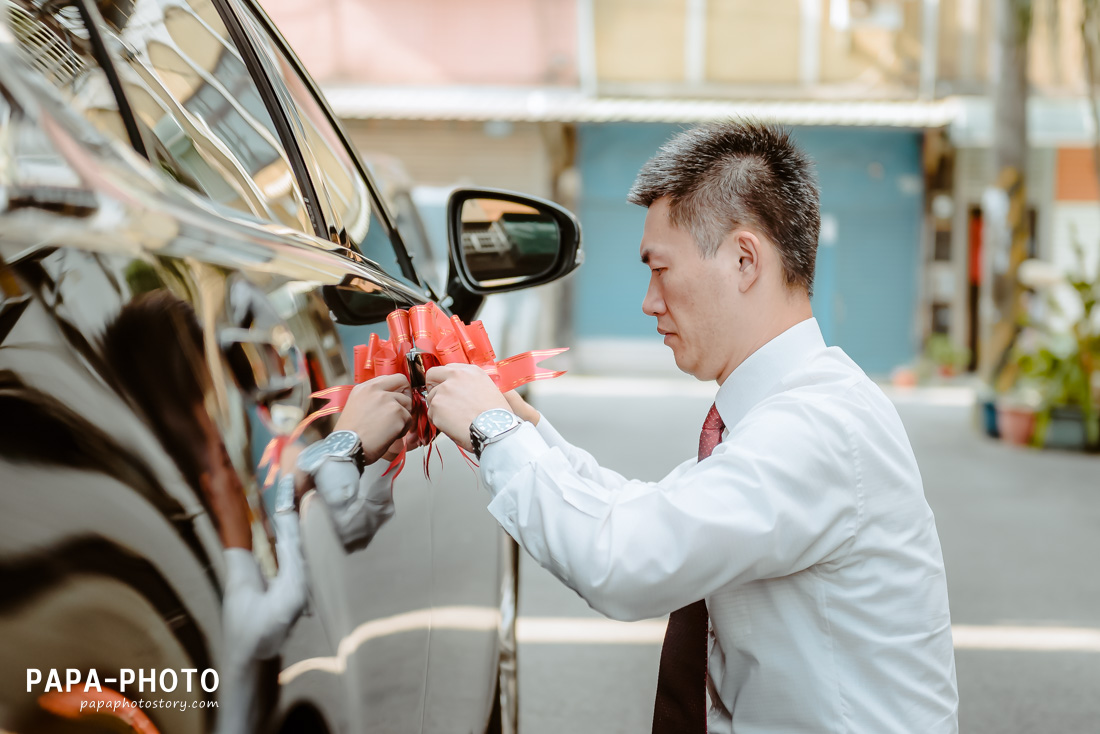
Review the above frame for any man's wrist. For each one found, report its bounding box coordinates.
[478,422,551,499]
[470,409,525,458]
[297,431,365,476]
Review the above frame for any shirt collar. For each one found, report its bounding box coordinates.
[714,317,825,431]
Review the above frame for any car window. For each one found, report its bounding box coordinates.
[364,155,447,297]
[230,0,420,288]
[6,0,132,146]
[87,0,314,233]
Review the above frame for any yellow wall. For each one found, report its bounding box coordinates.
[594,0,687,83]
[592,0,1089,96]
[705,0,800,85]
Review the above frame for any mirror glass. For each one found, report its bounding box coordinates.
[323,278,404,325]
[459,199,559,287]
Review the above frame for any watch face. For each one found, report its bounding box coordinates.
[295,431,360,474]
[296,439,328,474]
[474,409,516,437]
[326,430,360,458]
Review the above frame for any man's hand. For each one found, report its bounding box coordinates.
[425,363,510,451]
[334,374,414,464]
[503,389,540,426]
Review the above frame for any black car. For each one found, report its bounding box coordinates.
[0,1,580,732]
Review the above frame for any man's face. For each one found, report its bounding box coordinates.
[640,197,743,382]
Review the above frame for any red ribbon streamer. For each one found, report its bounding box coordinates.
[261,302,566,486]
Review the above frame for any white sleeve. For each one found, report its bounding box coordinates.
[478,410,860,622]
[313,458,395,551]
[535,416,677,491]
[533,417,625,489]
[221,511,308,661]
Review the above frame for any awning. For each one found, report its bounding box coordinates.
[322,85,959,129]
[948,96,1100,147]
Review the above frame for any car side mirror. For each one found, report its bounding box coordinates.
[446,188,582,297]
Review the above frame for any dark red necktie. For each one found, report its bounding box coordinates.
[652,403,725,734]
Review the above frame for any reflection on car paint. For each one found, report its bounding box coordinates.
[0,3,522,731]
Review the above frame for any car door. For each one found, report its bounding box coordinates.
[224,6,518,733]
[79,1,440,730]
[5,1,438,731]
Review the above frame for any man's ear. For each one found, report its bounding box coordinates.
[733,230,761,292]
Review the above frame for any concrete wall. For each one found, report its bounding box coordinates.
[803,126,925,374]
[263,0,578,86]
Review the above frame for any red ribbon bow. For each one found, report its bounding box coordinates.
[261,303,566,485]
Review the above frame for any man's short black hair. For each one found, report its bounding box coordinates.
[628,121,820,296]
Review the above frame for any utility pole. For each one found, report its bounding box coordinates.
[980,0,1031,390]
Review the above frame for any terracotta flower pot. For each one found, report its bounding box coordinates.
[996,405,1036,446]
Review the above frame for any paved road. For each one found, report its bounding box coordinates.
[516,377,1100,734]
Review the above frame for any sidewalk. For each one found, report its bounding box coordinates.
[522,371,1100,734]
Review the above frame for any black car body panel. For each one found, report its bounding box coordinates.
[0,0,573,731]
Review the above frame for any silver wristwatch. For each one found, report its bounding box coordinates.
[296,430,364,475]
[469,409,524,459]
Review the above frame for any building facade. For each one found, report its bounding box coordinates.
[264,0,1100,377]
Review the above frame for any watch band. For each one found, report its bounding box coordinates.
[470,409,524,459]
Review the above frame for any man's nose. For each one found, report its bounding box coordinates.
[642,281,664,317]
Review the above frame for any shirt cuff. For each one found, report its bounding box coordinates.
[479,421,551,499]
[534,416,571,452]
[314,457,359,505]
[361,456,394,505]
[315,456,393,508]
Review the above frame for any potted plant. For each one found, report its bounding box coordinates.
[1009,246,1100,450]
[923,333,972,379]
[1013,339,1094,449]
[994,382,1042,446]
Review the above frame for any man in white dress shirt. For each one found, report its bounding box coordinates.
[424,122,958,733]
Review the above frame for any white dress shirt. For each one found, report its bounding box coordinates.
[480,318,958,734]
[216,457,392,731]
[313,457,394,550]
[219,511,307,734]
